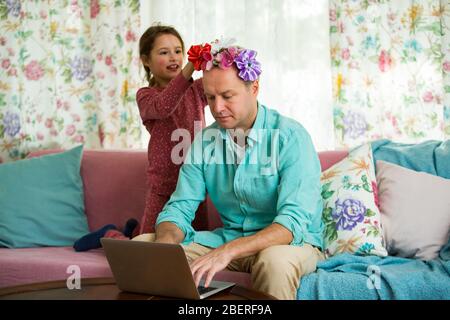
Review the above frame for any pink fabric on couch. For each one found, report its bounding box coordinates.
[0,247,112,287]
[318,150,348,171]
[0,246,250,289]
[0,149,347,289]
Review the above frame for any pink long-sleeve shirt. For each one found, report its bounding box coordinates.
[136,73,208,196]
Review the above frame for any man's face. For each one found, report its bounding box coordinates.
[202,67,259,130]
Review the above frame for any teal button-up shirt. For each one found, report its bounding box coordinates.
[156,103,324,249]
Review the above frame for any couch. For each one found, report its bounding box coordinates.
[0,148,349,290]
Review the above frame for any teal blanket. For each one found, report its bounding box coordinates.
[371,139,450,178]
[297,139,450,300]
[297,251,450,300]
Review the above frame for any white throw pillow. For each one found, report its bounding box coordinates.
[376,160,450,260]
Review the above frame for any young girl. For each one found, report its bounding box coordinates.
[136,24,208,233]
[73,24,208,251]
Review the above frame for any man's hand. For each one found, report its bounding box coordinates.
[189,224,293,288]
[190,245,234,288]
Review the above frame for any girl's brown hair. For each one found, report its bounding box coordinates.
[139,23,185,86]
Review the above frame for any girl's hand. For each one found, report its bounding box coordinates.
[181,61,195,80]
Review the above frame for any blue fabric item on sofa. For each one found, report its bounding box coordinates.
[297,252,450,300]
[440,239,450,261]
[0,145,89,248]
[371,139,450,179]
[297,139,450,300]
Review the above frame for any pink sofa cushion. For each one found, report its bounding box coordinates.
[0,246,251,289]
[0,247,112,288]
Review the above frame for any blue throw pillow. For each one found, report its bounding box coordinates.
[0,145,89,248]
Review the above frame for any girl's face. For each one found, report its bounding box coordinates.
[143,34,184,87]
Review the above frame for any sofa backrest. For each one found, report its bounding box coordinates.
[206,149,349,230]
[318,150,348,171]
[28,148,349,232]
[28,149,148,232]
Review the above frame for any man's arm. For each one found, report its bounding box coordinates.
[272,127,324,247]
[155,222,185,244]
[190,223,293,287]
[220,223,293,259]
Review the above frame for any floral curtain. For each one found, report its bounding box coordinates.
[0,0,143,163]
[330,0,450,148]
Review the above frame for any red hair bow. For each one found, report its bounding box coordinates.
[188,43,212,71]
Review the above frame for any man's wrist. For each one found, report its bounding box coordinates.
[222,241,240,260]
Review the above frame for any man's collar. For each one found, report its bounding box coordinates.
[247,102,265,143]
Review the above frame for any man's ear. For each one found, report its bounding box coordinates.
[251,80,259,96]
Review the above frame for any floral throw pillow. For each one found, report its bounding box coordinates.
[321,143,387,257]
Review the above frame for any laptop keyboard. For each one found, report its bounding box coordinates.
[197,285,217,295]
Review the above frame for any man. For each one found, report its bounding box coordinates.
[134,43,325,300]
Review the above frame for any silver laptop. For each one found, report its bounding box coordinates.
[101,238,235,299]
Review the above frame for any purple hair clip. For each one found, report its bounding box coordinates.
[234,49,262,82]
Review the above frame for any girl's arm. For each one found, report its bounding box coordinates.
[136,62,196,122]
[192,77,208,108]
[181,62,195,81]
